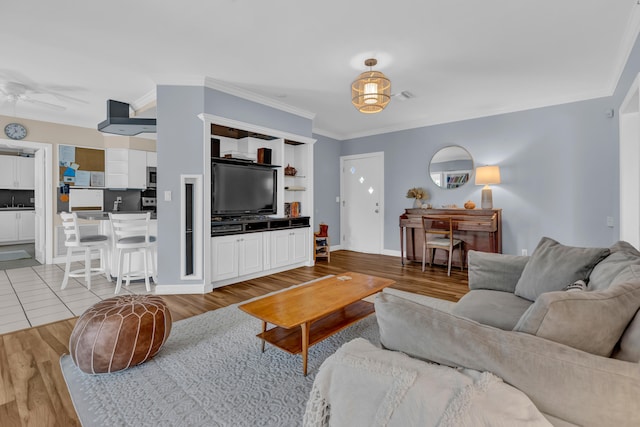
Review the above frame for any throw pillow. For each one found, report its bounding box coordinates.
[513,281,640,357]
[588,241,640,291]
[513,237,609,301]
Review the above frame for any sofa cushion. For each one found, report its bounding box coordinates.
[588,241,640,291]
[467,250,530,293]
[452,290,532,330]
[375,292,640,427]
[514,237,609,301]
[513,281,640,357]
[611,265,640,362]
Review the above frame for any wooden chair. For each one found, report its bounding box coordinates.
[421,215,464,276]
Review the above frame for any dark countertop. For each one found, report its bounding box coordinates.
[0,207,35,211]
[74,211,157,220]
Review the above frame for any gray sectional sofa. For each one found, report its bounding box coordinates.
[317,238,640,426]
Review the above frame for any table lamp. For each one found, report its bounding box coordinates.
[475,165,501,209]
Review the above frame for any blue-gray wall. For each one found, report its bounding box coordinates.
[313,134,341,245]
[156,85,313,286]
[314,32,640,256]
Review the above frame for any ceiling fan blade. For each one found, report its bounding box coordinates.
[21,97,66,111]
[46,91,89,104]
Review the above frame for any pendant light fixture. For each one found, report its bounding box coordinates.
[351,58,391,114]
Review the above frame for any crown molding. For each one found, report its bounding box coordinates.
[203,77,316,120]
[606,5,640,95]
[311,127,343,141]
[131,89,157,112]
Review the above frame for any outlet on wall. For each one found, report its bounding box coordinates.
[521,249,528,256]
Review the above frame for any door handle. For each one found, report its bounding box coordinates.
[374,209,379,213]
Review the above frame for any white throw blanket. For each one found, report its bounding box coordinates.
[303,338,552,427]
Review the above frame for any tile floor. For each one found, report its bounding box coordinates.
[0,261,152,335]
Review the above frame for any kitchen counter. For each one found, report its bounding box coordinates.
[74,211,157,220]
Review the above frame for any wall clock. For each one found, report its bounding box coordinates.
[4,123,27,140]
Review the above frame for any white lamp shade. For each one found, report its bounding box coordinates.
[475,166,501,185]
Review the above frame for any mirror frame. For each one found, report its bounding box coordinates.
[429,145,474,189]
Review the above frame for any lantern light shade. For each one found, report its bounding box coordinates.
[351,58,391,114]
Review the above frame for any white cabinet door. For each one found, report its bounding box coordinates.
[146,151,157,167]
[290,228,308,264]
[128,149,147,189]
[238,233,263,276]
[0,212,18,242]
[211,235,240,281]
[15,157,35,189]
[18,211,35,241]
[270,229,292,269]
[105,148,129,188]
[0,156,17,188]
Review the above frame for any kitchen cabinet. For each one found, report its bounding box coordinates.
[211,233,263,281]
[146,151,157,167]
[105,149,147,189]
[270,228,308,269]
[0,210,35,243]
[0,156,35,189]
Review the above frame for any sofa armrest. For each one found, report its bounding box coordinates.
[468,250,529,293]
[375,292,640,427]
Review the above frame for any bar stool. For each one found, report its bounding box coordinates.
[109,212,157,294]
[60,212,110,290]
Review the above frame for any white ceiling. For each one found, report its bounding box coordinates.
[1,1,639,140]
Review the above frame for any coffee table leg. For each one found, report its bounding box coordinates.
[261,321,267,353]
[301,321,310,376]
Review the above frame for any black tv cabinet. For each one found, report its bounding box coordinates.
[211,216,310,236]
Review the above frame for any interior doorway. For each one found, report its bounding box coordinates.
[0,138,53,269]
[340,152,384,254]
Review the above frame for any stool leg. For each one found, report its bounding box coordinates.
[151,247,158,283]
[125,252,132,288]
[143,248,151,292]
[115,249,124,294]
[421,242,426,272]
[61,247,73,289]
[85,247,92,289]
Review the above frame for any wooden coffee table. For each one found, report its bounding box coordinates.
[239,272,395,375]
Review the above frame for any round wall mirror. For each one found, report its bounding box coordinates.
[429,146,474,189]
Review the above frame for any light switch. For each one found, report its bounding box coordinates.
[164,191,172,201]
[336,196,340,203]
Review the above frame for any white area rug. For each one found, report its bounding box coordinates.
[60,302,380,426]
[0,249,31,261]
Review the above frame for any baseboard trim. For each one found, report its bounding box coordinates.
[154,283,210,295]
[381,249,401,257]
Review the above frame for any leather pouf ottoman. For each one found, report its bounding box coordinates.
[69,295,172,374]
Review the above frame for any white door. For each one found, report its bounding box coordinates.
[0,212,18,242]
[270,229,292,268]
[0,156,16,188]
[16,157,35,189]
[18,211,36,241]
[291,229,308,264]
[34,149,46,263]
[341,152,384,254]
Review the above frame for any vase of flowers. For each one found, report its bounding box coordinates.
[406,187,428,208]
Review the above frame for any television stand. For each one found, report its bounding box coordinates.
[211,216,310,236]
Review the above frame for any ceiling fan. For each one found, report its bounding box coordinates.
[0,82,67,111]
[0,70,89,113]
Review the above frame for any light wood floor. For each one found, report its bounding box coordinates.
[0,250,469,426]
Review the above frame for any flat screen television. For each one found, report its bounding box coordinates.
[211,162,277,216]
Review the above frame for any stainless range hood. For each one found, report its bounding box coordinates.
[97,99,156,136]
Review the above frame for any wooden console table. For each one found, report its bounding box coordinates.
[400,208,502,266]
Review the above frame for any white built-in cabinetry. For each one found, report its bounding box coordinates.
[211,233,263,281]
[146,151,157,167]
[105,148,148,189]
[0,210,35,243]
[270,228,308,269]
[0,155,35,189]
[208,130,314,288]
